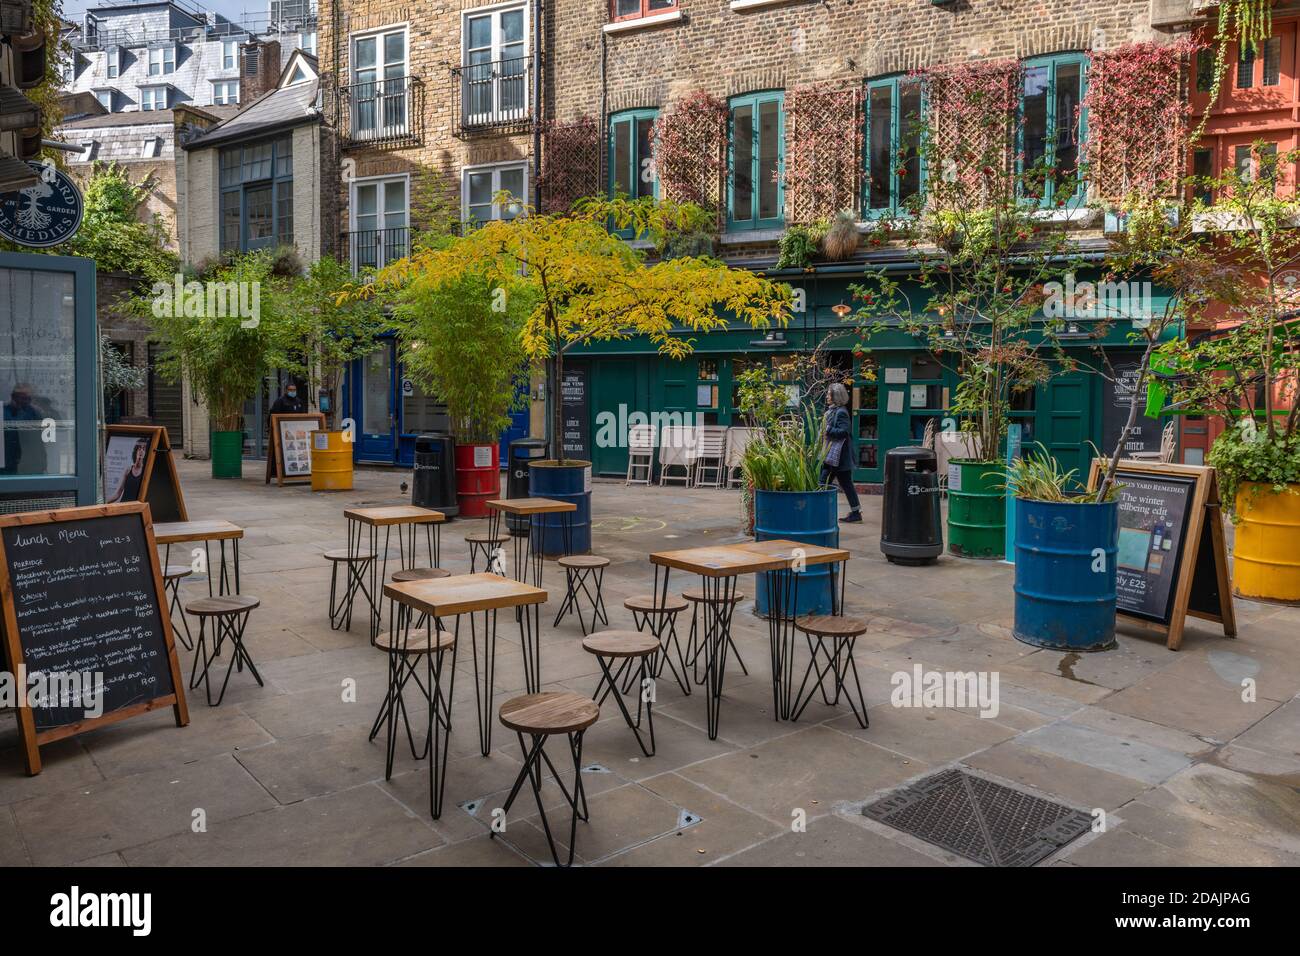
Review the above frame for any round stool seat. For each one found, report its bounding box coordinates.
[624,593,688,615]
[185,595,260,616]
[465,532,510,546]
[500,692,599,735]
[682,587,745,605]
[163,564,193,581]
[559,554,610,570]
[794,614,869,638]
[323,548,376,562]
[391,567,451,583]
[374,627,455,654]
[582,630,660,658]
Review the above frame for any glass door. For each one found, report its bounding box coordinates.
[354,342,396,462]
[854,358,881,482]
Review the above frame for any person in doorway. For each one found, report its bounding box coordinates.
[2,383,47,475]
[266,382,307,483]
[821,382,861,523]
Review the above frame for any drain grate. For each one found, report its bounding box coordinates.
[863,769,1092,867]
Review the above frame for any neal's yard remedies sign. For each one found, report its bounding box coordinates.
[0,162,84,248]
[1087,461,1235,651]
[0,502,187,775]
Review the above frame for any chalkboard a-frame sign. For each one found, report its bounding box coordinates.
[0,502,189,775]
[1087,460,1236,651]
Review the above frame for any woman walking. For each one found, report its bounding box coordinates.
[822,383,862,523]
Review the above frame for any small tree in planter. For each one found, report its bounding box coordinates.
[1152,145,1300,603]
[145,251,285,478]
[390,259,535,515]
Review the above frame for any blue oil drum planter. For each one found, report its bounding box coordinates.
[754,488,839,617]
[1013,498,1119,651]
[528,460,592,556]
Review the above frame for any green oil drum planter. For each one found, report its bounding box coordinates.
[947,459,1006,559]
[1012,498,1119,651]
[210,430,244,479]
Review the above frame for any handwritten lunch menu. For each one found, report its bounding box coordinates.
[1,514,174,730]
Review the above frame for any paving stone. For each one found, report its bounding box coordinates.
[82,705,274,779]
[718,812,948,866]
[1138,763,1300,856]
[1100,669,1283,742]
[1018,721,1193,786]
[0,805,30,865]
[1068,706,1217,757]
[962,741,1150,811]
[398,834,531,866]
[1059,829,1222,867]
[1110,800,1300,866]
[122,785,441,866]
[234,726,427,804]
[830,703,1019,764]
[0,738,103,806]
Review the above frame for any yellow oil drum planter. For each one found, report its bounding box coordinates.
[310,430,354,492]
[1233,482,1300,604]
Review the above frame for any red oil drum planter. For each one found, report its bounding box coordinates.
[454,443,500,518]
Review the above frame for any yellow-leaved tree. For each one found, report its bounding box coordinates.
[354,196,793,462]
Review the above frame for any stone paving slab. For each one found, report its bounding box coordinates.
[2,460,1297,867]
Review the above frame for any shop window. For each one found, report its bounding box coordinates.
[911,353,943,380]
[610,0,675,22]
[697,359,719,411]
[1020,53,1087,207]
[728,91,784,231]
[865,75,924,217]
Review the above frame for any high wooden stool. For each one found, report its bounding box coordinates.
[683,587,748,684]
[582,630,658,757]
[624,593,691,696]
[791,615,869,728]
[163,564,195,651]
[186,595,262,706]
[389,567,450,631]
[466,532,510,573]
[324,547,376,632]
[370,611,458,817]
[554,555,610,635]
[493,692,599,867]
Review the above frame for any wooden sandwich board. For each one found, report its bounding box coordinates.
[103,424,188,522]
[0,502,189,774]
[270,412,326,486]
[1087,460,1236,651]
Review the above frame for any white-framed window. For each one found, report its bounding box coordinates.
[222,39,238,71]
[461,162,527,224]
[461,3,528,125]
[94,89,113,111]
[350,175,409,272]
[211,80,239,105]
[350,26,408,138]
[148,44,175,76]
[142,137,161,158]
[301,31,317,56]
[139,85,167,111]
[107,46,120,78]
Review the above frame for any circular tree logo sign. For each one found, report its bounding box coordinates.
[0,161,84,248]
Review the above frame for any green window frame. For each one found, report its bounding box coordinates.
[1019,52,1088,208]
[864,74,925,218]
[727,90,784,232]
[218,135,294,253]
[608,108,658,236]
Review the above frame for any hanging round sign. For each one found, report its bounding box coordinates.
[0,161,84,248]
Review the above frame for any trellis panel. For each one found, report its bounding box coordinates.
[784,83,862,224]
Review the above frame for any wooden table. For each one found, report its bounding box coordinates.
[733,539,851,720]
[384,572,547,758]
[344,506,445,640]
[648,544,788,739]
[154,520,244,596]
[484,497,577,588]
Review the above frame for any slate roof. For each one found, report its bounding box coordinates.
[181,66,320,150]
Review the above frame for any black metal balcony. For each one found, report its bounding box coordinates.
[342,227,410,274]
[339,76,424,148]
[452,55,532,137]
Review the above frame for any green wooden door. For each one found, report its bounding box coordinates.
[590,357,639,476]
[1036,369,1095,488]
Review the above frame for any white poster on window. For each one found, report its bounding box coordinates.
[886,391,904,415]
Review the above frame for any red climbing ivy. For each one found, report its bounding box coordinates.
[922,58,1021,207]
[652,90,728,215]
[537,116,601,214]
[784,83,862,224]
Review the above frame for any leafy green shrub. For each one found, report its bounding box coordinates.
[1208,422,1300,518]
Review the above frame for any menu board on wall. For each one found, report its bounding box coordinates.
[1088,460,1235,650]
[1102,356,1164,457]
[0,502,188,774]
[561,365,589,462]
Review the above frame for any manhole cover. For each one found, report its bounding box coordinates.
[862,769,1091,866]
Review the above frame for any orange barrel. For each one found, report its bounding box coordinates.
[454,443,501,518]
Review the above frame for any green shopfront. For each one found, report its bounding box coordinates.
[567,273,1173,485]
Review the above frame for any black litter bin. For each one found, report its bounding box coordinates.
[506,438,549,535]
[880,446,943,565]
[413,433,458,517]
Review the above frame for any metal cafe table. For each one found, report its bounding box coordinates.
[647,544,790,740]
[386,572,547,760]
[731,539,851,721]
[484,497,577,587]
[343,505,445,640]
[154,520,245,596]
